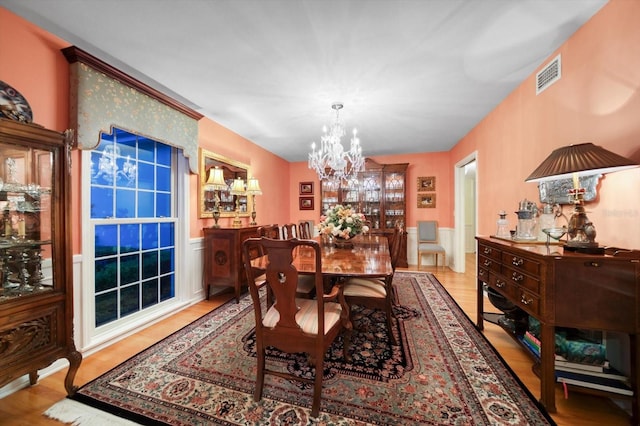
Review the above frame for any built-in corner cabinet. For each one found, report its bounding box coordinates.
[321,158,408,267]
[0,119,81,394]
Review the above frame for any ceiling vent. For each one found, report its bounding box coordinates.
[536,54,561,95]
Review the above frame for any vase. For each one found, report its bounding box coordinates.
[333,238,354,249]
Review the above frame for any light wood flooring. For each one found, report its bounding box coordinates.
[0,254,631,425]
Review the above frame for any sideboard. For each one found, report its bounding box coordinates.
[476,236,639,421]
[203,226,260,302]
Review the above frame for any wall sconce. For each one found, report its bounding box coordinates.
[229,177,246,228]
[204,166,228,228]
[245,177,262,226]
[526,142,638,252]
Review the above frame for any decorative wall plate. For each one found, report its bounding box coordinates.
[0,80,33,123]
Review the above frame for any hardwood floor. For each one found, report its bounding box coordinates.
[0,255,631,425]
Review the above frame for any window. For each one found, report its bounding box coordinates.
[90,129,176,327]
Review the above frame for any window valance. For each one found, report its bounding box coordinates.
[64,46,202,173]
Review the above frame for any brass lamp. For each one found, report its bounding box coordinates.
[526,142,638,252]
[245,177,262,226]
[204,167,228,228]
[229,177,246,228]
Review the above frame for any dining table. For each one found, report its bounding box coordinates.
[250,234,394,280]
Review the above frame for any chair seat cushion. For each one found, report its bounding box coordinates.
[418,242,445,252]
[263,298,342,335]
[343,277,387,298]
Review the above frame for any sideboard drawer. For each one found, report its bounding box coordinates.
[488,272,513,298]
[502,251,540,276]
[478,254,501,273]
[503,265,540,295]
[515,288,540,316]
[479,244,502,261]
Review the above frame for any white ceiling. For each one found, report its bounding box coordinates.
[1,0,607,162]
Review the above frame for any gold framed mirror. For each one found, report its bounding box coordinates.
[199,148,252,219]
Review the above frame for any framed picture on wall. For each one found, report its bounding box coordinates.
[299,181,314,195]
[417,193,436,208]
[417,176,436,192]
[299,196,314,210]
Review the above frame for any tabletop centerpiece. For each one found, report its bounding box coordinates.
[318,204,369,249]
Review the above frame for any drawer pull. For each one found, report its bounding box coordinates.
[511,257,524,266]
[496,280,505,288]
[483,259,492,267]
[479,269,486,277]
[511,272,524,282]
[483,247,492,255]
[520,295,533,305]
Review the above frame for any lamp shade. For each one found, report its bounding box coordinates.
[525,143,638,182]
[229,177,246,195]
[204,167,228,191]
[245,177,262,195]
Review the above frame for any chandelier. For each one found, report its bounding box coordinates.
[308,103,364,181]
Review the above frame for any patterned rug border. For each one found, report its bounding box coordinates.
[68,271,556,425]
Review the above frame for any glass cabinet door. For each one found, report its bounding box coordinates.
[359,171,382,229]
[321,180,339,213]
[0,143,55,299]
[384,171,405,230]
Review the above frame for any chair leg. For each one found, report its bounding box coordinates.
[385,305,397,345]
[417,252,421,270]
[311,358,323,417]
[254,345,266,402]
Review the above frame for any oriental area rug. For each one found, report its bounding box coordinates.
[49,272,554,425]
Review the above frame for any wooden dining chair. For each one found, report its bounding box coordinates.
[417,220,446,270]
[241,237,351,418]
[257,224,280,239]
[341,227,404,345]
[298,221,312,239]
[281,223,298,239]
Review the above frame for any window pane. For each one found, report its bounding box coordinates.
[95,291,117,326]
[156,143,171,166]
[115,156,136,188]
[116,189,135,218]
[156,166,171,192]
[142,251,158,280]
[138,191,154,217]
[120,224,140,253]
[142,278,159,308]
[160,248,174,274]
[160,223,173,248]
[95,258,117,292]
[142,223,158,250]
[95,225,118,257]
[156,193,170,217]
[120,284,140,317]
[91,186,114,218]
[138,162,155,190]
[138,138,155,163]
[160,274,174,301]
[121,254,140,285]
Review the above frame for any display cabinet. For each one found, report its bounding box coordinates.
[320,158,408,266]
[0,118,80,394]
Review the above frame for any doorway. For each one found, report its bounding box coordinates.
[453,152,477,273]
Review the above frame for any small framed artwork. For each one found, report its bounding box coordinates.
[299,181,314,195]
[417,193,436,208]
[299,196,314,210]
[417,176,436,192]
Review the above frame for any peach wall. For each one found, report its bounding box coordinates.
[289,151,452,229]
[450,0,640,249]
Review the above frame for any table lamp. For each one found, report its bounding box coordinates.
[229,177,246,227]
[245,177,262,226]
[204,166,228,228]
[525,142,637,252]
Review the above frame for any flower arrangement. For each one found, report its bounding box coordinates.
[318,204,369,240]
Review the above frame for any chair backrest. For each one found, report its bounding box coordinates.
[281,223,298,239]
[257,224,280,239]
[242,237,325,335]
[390,227,405,270]
[417,220,439,243]
[298,221,312,239]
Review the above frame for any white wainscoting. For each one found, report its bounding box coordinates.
[406,226,453,268]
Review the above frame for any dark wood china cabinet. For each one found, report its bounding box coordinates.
[320,158,408,267]
[0,119,81,394]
